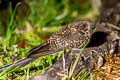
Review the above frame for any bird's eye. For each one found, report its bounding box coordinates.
[82,23,87,28]
[78,23,88,30]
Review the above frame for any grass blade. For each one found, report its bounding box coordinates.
[69,42,89,78]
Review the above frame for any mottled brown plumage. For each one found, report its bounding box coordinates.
[28,19,93,58]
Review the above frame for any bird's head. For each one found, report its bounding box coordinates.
[68,19,94,36]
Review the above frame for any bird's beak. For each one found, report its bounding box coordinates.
[91,23,95,31]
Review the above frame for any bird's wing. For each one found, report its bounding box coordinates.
[0,58,35,72]
[28,42,63,58]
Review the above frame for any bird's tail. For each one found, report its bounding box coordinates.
[0,58,35,72]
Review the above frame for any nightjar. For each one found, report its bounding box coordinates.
[28,19,93,58]
[0,19,94,72]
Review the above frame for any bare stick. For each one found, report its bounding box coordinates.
[106,23,120,30]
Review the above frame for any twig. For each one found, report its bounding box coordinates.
[106,23,120,30]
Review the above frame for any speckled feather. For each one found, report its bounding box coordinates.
[28,19,93,58]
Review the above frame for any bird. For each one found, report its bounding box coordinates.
[28,19,93,58]
[0,19,94,72]
[29,26,120,80]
